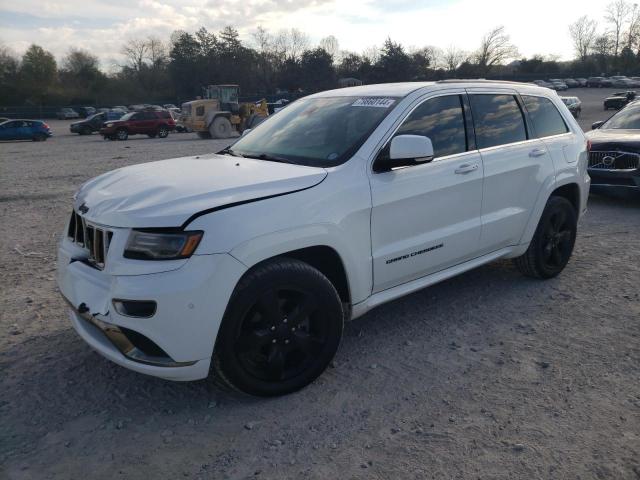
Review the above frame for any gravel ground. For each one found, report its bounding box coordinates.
[1,89,640,480]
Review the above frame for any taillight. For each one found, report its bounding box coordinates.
[43,123,50,129]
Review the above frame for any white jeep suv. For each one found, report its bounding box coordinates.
[58,81,590,396]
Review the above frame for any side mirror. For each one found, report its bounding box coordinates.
[592,121,604,130]
[390,134,434,161]
[374,135,434,172]
[242,128,251,136]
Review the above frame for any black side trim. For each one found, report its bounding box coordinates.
[180,179,325,229]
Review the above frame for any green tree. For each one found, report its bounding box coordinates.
[20,44,57,103]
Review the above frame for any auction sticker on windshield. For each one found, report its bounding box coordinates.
[351,98,396,108]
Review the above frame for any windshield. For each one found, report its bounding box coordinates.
[602,106,640,129]
[228,96,399,167]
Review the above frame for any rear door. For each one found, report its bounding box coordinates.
[369,91,484,292]
[521,94,574,171]
[466,89,552,253]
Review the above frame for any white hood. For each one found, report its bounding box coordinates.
[74,153,327,228]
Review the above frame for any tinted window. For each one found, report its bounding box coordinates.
[602,106,640,129]
[393,95,467,157]
[523,95,568,138]
[470,94,527,149]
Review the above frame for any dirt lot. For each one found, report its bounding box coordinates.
[1,89,640,480]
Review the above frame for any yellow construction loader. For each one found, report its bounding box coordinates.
[181,85,269,139]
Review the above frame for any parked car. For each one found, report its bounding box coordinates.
[58,81,589,396]
[532,80,553,88]
[163,104,178,110]
[575,78,588,87]
[99,110,176,140]
[604,91,637,110]
[77,106,96,118]
[57,107,80,120]
[587,77,605,87]
[560,96,582,118]
[0,119,51,141]
[601,78,613,88]
[70,111,124,135]
[586,103,640,194]
[610,77,635,88]
[112,105,129,112]
[563,78,579,88]
[548,79,568,91]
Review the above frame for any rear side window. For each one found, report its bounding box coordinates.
[469,94,527,149]
[394,95,467,157]
[522,95,568,138]
[159,111,171,119]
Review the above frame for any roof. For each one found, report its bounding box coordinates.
[311,80,551,99]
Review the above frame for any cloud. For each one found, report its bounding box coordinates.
[1,0,609,66]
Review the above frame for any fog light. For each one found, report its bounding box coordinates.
[112,299,157,318]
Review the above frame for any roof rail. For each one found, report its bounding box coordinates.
[436,79,526,85]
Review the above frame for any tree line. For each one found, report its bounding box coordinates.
[0,3,633,108]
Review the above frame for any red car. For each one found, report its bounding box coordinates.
[100,110,175,140]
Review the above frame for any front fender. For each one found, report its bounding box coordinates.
[228,224,369,305]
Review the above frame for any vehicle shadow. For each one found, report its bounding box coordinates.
[2,256,545,459]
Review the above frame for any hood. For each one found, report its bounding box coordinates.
[586,129,640,151]
[74,154,327,228]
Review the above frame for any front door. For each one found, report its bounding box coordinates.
[369,92,483,293]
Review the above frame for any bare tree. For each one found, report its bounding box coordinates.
[569,16,598,62]
[122,39,148,72]
[320,35,340,62]
[361,45,380,64]
[475,26,519,74]
[625,3,640,50]
[443,45,467,72]
[252,26,273,54]
[605,0,632,57]
[146,36,167,69]
[274,28,309,61]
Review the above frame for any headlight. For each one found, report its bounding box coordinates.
[105,123,113,127]
[124,230,203,260]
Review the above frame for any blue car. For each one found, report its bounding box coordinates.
[0,119,52,141]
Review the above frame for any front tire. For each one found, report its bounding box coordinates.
[116,128,128,141]
[212,258,344,396]
[514,196,577,279]
[209,116,233,139]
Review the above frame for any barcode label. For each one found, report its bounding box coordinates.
[351,98,396,108]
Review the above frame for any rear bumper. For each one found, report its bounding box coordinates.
[57,238,247,381]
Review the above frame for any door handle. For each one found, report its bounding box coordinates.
[454,163,478,174]
[529,148,547,157]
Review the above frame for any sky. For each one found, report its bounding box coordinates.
[0,0,610,69]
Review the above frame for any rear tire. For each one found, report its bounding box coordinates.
[158,126,169,138]
[212,258,344,397]
[209,116,233,139]
[514,196,577,279]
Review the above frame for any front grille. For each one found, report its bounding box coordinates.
[588,151,640,170]
[67,210,113,269]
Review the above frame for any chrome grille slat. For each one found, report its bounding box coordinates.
[588,150,640,170]
[67,210,111,270]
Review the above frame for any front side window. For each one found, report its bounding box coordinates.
[229,96,399,167]
[523,95,568,138]
[391,95,467,158]
[469,94,527,149]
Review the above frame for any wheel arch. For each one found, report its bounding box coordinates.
[234,244,351,307]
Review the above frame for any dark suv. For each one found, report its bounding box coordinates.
[100,110,175,140]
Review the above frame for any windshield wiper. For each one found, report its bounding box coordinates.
[219,147,244,157]
[243,153,297,165]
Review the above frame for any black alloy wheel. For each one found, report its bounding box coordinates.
[212,258,344,396]
[515,196,577,279]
